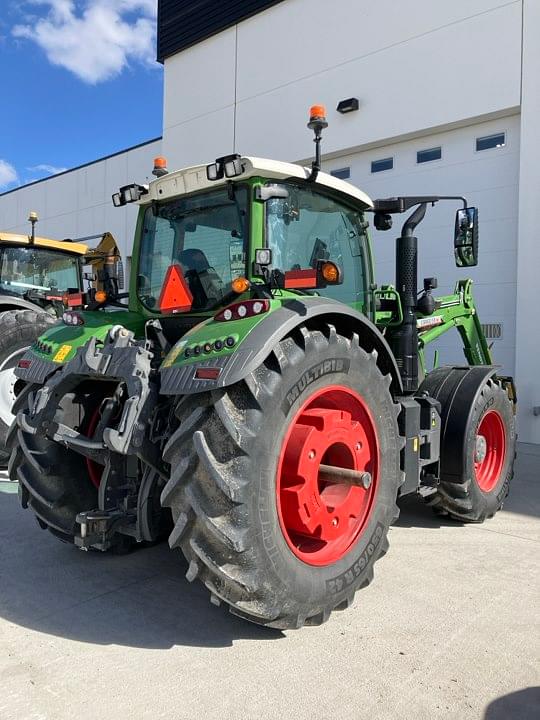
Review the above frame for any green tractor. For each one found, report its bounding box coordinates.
[10,107,516,628]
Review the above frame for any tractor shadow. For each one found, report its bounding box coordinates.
[393,493,459,529]
[0,489,283,650]
[395,447,540,528]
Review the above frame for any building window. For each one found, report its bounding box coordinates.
[476,132,506,151]
[417,147,442,164]
[331,167,351,180]
[371,157,393,173]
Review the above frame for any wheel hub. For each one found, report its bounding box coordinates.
[277,385,379,566]
[474,410,506,492]
[474,434,487,463]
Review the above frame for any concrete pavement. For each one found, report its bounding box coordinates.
[0,446,538,720]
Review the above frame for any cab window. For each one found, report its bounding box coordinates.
[138,187,248,311]
[265,184,371,308]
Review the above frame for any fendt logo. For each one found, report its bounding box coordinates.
[283,358,350,412]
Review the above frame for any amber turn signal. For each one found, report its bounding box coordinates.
[231,277,251,294]
[94,290,108,304]
[320,261,340,284]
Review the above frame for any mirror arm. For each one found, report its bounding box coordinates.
[373,195,469,214]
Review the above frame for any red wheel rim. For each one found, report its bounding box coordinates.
[276,385,379,566]
[474,410,506,492]
[86,405,103,489]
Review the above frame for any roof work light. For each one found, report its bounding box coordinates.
[206,154,244,182]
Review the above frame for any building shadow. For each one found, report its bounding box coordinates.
[484,687,540,719]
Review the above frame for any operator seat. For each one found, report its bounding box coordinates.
[178,248,223,308]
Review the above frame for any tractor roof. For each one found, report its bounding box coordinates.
[0,232,88,255]
[144,156,374,209]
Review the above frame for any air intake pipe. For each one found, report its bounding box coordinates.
[390,202,427,393]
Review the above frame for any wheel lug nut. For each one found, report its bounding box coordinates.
[332,518,338,526]
[308,450,316,460]
[355,442,362,451]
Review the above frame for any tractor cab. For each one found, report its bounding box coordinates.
[119,148,375,351]
[0,227,124,314]
[0,231,86,311]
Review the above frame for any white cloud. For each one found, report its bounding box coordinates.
[0,160,18,189]
[13,1,158,84]
[28,163,68,175]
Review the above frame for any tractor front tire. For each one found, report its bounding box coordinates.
[427,377,516,522]
[161,325,402,629]
[0,308,56,466]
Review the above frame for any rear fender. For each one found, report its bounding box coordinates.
[0,297,46,313]
[418,365,504,478]
[160,297,403,396]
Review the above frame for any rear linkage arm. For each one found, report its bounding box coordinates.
[16,327,163,475]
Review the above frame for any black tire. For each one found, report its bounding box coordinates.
[10,387,99,542]
[160,325,402,629]
[426,377,516,522]
[0,308,56,466]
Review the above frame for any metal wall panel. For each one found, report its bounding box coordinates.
[157,0,285,61]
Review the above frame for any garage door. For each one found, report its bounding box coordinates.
[325,114,520,376]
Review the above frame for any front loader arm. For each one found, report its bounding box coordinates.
[417,279,492,374]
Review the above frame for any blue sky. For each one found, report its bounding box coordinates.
[0,1,163,191]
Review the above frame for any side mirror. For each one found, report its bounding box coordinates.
[454,207,479,267]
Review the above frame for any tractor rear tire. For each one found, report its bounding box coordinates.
[10,387,98,542]
[426,377,515,522]
[0,308,56,467]
[161,325,402,629]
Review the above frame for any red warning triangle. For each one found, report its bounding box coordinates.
[158,264,193,313]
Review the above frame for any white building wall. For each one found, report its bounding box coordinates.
[163,0,522,166]
[515,0,540,444]
[235,0,521,161]
[0,139,162,265]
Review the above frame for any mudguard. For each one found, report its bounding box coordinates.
[160,297,403,396]
[418,365,503,479]
[0,296,50,313]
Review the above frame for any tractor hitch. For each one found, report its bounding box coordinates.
[73,462,169,552]
[75,509,134,551]
[17,328,158,461]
